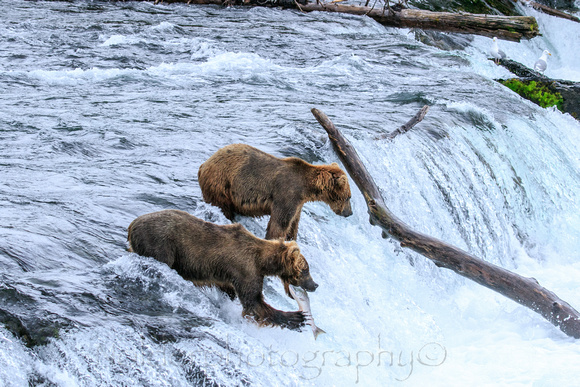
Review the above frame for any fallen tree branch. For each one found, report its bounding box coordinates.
[154,0,540,41]
[296,3,539,41]
[376,105,429,139]
[519,0,580,23]
[311,107,580,340]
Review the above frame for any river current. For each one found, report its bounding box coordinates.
[1,0,579,385]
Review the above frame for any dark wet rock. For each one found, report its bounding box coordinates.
[410,0,519,15]
[533,0,577,10]
[496,58,580,119]
[413,29,474,51]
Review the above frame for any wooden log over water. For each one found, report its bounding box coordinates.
[311,107,580,340]
[158,0,540,42]
[518,0,580,23]
[297,3,539,41]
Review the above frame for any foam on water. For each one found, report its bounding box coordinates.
[4,49,381,92]
[100,34,143,47]
[0,328,32,386]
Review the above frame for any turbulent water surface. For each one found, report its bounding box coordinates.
[1,0,580,385]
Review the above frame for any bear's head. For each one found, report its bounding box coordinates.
[280,241,318,293]
[315,163,353,217]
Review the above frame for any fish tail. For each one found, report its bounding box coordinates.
[313,326,326,340]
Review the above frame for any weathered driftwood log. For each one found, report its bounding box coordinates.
[311,107,580,340]
[155,0,539,42]
[297,3,539,41]
[375,105,429,140]
[518,0,580,23]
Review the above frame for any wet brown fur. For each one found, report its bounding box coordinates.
[198,144,352,241]
[127,209,317,330]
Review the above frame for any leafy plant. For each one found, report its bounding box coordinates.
[501,79,564,111]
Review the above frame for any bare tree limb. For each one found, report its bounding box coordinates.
[296,3,539,41]
[154,0,540,41]
[376,105,429,140]
[519,0,580,23]
[311,107,580,340]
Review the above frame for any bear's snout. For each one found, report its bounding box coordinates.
[340,201,353,217]
[301,277,318,292]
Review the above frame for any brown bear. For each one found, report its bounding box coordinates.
[198,143,353,241]
[127,209,318,330]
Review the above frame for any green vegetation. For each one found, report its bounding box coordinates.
[501,79,564,111]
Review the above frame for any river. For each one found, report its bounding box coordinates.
[1,0,579,385]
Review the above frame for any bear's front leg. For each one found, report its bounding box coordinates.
[265,203,295,240]
[217,284,237,300]
[286,209,302,241]
[217,202,236,222]
[268,309,306,331]
[238,281,305,330]
[243,302,306,331]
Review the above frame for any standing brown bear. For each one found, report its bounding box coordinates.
[198,144,353,241]
[127,209,317,330]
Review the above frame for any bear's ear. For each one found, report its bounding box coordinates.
[285,241,300,258]
[286,242,304,267]
[315,170,333,191]
[281,241,297,267]
[334,174,348,190]
[287,243,306,272]
[291,247,301,260]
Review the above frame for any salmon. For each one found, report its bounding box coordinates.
[289,284,326,339]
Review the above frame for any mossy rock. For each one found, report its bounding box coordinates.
[494,59,580,120]
[501,79,564,110]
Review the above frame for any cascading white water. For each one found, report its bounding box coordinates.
[1,1,579,385]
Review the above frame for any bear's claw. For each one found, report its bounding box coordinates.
[270,310,306,331]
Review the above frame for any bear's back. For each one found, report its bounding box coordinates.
[201,144,287,178]
[129,209,263,282]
